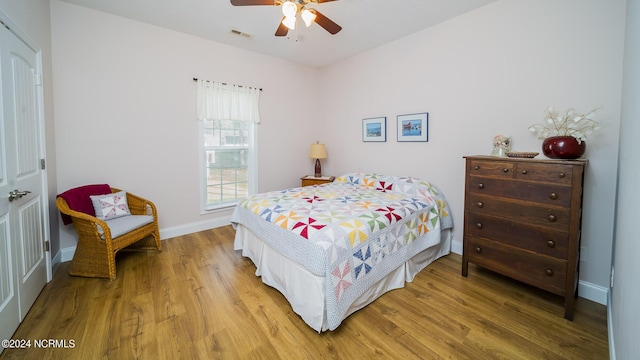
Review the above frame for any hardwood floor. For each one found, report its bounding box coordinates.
[1,226,608,359]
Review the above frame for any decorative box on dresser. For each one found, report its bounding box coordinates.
[461,155,586,320]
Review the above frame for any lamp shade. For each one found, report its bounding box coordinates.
[309,143,327,159]
[282,1,297,18]
[282,16,296,30]
[301,8,316,27]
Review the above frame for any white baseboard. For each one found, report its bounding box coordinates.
[578,280,608,305]
[159,215,232,240]
[59,215,233,263]
[60,246,76,263]
[450,240,608,305]
[608,290,615,360]
[50,248,63,274]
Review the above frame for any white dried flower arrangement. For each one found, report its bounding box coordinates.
[529,106,601,144]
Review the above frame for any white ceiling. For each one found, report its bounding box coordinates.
[59,0,497,68]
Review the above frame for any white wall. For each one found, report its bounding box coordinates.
[50,1,322,248]
[611,0,640,358]
[318,0,626,298]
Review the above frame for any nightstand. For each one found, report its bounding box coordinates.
[301,176,335,187]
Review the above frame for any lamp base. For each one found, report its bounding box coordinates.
[314,159,322,177]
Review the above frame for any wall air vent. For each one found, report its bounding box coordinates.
[230,29,252,39]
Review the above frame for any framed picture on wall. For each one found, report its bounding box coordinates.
[397,113,428,142]
[362,117,386,142]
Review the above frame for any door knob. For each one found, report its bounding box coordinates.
[8,189,31,202]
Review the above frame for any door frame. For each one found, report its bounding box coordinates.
[0,9,52,282]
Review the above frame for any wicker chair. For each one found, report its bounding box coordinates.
[56,187,162,280]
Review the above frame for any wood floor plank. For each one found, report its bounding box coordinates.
[0,226,608,359]
[375,291,487,359]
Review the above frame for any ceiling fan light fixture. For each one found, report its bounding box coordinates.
[281,1,297,18]
[230,0,341,36]
[301,8,316,27]
[282,15,296,30]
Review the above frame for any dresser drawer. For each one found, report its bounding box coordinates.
[468,159,575,186]
[466,177,572,207]
[465,236,568,296]
[467,159,515,178]
[465,211,569,259]
[467,193,571,230]
[514,162,574,185]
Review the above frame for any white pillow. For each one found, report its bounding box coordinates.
[90,191,131,220]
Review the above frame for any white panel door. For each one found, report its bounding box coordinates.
[0,23,47,344]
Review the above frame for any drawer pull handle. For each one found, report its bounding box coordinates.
[475,223,483,229]
[521,170,528,175]
[559,172,566,178]
[478,183,485,189]
[546,240,556,248]
[545,269,554,276]
[547,214,557,222]
[502,168,509,173]
[476,201,484,208]
[474,247,482,253]
[474,165,480,170]
[549,192,558,200]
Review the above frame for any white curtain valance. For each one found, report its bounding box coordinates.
[196,79,260,123]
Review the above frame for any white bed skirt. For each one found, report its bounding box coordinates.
[234,224,452,332]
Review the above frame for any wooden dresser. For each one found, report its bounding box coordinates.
[462,155,586,320]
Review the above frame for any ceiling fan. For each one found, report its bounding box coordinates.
[230,0,342,37]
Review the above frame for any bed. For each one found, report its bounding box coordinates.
[230,172,453,332]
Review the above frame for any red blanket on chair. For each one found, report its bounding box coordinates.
[57,184,112,225]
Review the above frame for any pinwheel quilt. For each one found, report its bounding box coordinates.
[231,173,452,330]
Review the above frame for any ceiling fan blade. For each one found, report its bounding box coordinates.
[311,9,342,35]
[275,17,289,36]
[315,0,339,3]
[230,0,275,6]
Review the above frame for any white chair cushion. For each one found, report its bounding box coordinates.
[98,215,154,239]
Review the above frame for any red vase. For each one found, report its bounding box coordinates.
[542,136,586,159]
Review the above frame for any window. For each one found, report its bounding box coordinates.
[197,80,260,211]
[203,119,249,206]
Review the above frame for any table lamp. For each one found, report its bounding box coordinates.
[309,141,327,177]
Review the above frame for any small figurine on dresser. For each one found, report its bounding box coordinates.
[491,134,511,157]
